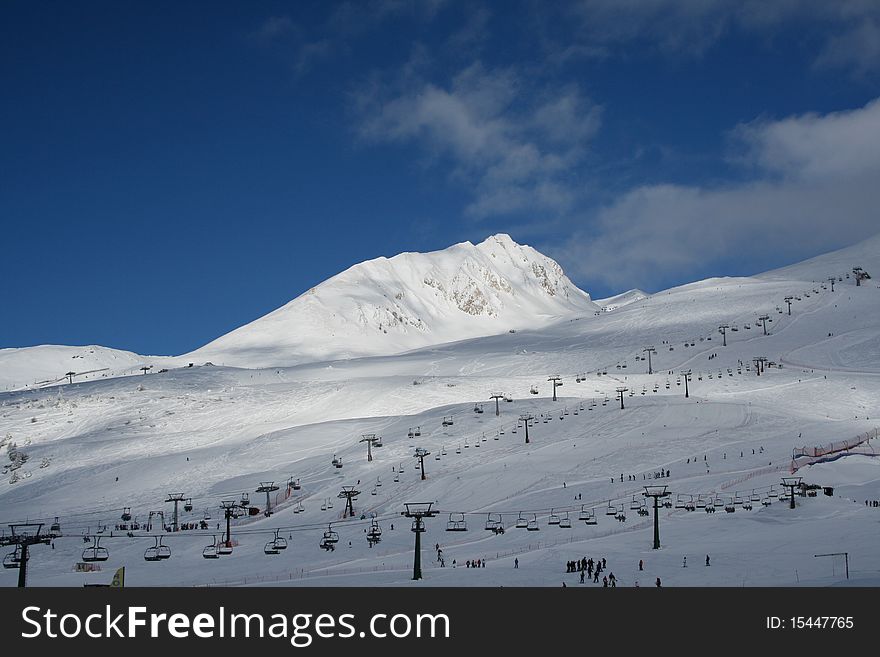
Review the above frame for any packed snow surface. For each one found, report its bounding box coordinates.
[1,233,879,587]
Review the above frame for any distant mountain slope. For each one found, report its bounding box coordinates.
[594,289,649,311]
[186,234,598,367]
[0,344,168,391]
[757,232,880,283]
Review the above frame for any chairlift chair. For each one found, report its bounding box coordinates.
[184,498,193,513]
[3,546,22,569]
[632,496,645,510]
[526,514,540,531]
[264,540,280,555]
[605,502,617,516]
[218,539,234,555]
[414,426,421,436]
[82,536,109,563]
[144,536,171,562]
[367,521,382,543]
[548,508,560,525]
[269,529,288,551]
[485,513,502,531]
[50,517,61,534]
[559,512,572,528]
[584,508,597,525]
[121,507,132,521]
[515,513,529,529]
[322,525,339,544]
[768,486,778,498]
[202,536,220,559]
[713,496,724,508]
[696,495,707,509]
[446,512,467,532]
[750,490,760,502]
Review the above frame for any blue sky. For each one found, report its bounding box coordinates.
[2,1,880,355]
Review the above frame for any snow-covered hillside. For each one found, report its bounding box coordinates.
[0,345,174,393]
[594,289,649,312]
[1,233,879,588]
[0,235,596,388]
[187,234,597,368]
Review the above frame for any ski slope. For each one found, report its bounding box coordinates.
[1,234,879,587]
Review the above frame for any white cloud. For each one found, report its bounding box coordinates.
[813,19,880,78]
[558,98,880,289]
[251,16,296,42]
[356,62,601,219]
[561,0,880,74]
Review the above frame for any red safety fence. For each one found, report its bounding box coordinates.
[791,428,878,472]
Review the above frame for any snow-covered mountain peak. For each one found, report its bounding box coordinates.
[186,235,597,367]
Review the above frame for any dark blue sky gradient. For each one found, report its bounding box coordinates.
[2,2,876,354]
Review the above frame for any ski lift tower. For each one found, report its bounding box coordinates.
[489,393,505,416]
[338,486,361,518]
[827,277,836,292]
[784,296,794,315]
[401,502,437,580]
[616,387,628,410]
[219,500,237,548]
[547,375,562,402]
[1,523,51,587]
[413,447,430,480]
[643,486,670,550]
[165,493,187,532]
[853,267,866,286]
[360,434,379,462]
[519,413,534,444]
[781,476,802,509]
[65,371,76,385]
[643,347,657,374]
[256,482,280,517]
[758,315,770,336]
[140,365,152,375]
[718,324,729,347]
[681,370,692,398]
[753,356,768,376]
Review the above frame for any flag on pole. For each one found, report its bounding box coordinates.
[110,566,125,587]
